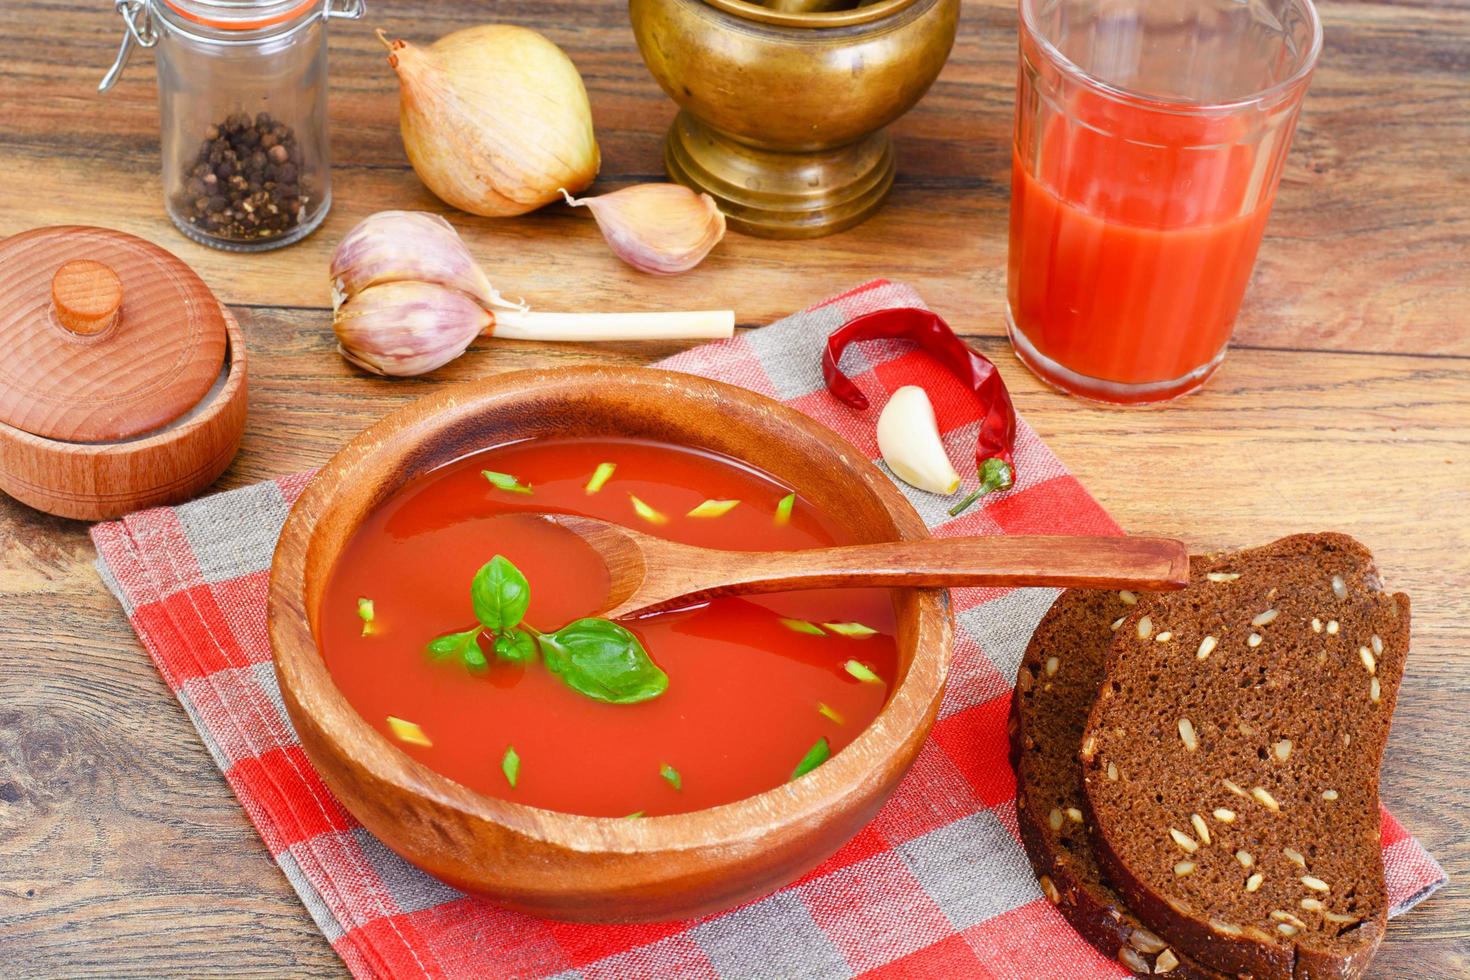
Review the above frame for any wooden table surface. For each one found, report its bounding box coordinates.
[1,0,1465,976]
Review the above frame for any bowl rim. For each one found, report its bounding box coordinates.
[269,365,951,856]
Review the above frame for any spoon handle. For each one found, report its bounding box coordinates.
[677,534,1189,602]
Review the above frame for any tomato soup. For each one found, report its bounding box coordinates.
[319,437,899,817]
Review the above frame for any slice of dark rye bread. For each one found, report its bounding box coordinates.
[1080,534,1409,979]
[1009,588,1225,978]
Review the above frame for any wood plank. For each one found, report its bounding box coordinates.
[1,306,1466,976]
[0,0,1464,354]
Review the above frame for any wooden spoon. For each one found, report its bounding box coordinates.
[547,515,1189,620]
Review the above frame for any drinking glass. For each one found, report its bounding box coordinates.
[1006,0,1322,403]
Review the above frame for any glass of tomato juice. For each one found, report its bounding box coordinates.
[1006,0,1323,403]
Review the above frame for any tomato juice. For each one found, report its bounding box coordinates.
[319,437,899,818]
[1007,94,1279,401]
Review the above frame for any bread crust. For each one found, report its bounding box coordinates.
[1079,534,1407,980]
[1009,589,1225,978]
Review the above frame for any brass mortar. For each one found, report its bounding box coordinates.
[630,0,959,238]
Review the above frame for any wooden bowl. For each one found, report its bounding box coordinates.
[269,367,953,922]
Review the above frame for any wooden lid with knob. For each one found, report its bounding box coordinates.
[51,259,125,336]
[0,226,228,443]
[0,226,247,521]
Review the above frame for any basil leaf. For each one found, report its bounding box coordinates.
[471,555,530,632]
[494,628,536,664]
[660,763,682,790]
[538,619,668,704]
[791,736,831,780]
[427,628,480,662]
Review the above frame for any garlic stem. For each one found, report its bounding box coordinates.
[490,309,734,342]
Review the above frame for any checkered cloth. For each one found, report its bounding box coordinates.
[91,280,1444,979]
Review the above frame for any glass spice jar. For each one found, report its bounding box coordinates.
[101,0,364,251]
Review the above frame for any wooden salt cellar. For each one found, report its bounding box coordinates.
[0,226,247,520]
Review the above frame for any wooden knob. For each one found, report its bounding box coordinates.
[51,259,123,336]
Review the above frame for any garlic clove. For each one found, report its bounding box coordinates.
[333,281,491,377]
[561,184,726,275]
[330,210,525,313]
[876,386,961,495]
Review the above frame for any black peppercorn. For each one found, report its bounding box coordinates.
[174,109,314,241]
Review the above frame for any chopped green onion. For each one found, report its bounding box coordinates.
[823,621,877,638]
[482,470,533,495]
[585,462,616,494]
[780,618,826,636]
[774,492,796,526]
[817,702,846,725]
[687,498,741,518]
[660,763,682,790]
[387,716,432,747]
[791,736,831,780]
[624,811,644,820]
[629,494,670,525]
[357,597,376,636]
[501,746,520,788]
[844,659,882,684]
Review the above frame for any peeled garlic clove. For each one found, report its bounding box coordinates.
[330,210,521,313]
[877,386,961,495]
[333,281,491,377]
[561,184,726,275]
[383,27,599,217]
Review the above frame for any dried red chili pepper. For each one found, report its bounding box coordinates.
[822,307,1016,516]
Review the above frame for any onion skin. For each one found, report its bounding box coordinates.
[385,26,600,217]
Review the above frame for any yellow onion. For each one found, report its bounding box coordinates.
[381,25,600,216]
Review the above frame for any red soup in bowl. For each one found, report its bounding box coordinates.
[320,435,900,817]
[270,367,950,922]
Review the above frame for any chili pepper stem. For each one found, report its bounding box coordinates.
[947,458,1015,516]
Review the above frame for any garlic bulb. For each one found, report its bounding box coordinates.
[382,26,600,217]
[334,281,491,376]
[877,386,961,495]
[329,210,521,314]
[561,185,726,275]
[329,210,735,377]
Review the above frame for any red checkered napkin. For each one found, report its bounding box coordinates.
[91,280,1444,979]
